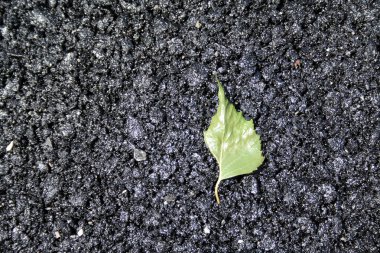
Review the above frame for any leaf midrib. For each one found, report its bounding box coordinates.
[218,112,225,182]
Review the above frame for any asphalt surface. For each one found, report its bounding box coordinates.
[1,1,379,252]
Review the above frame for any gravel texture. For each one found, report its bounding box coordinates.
[1,1,379,252]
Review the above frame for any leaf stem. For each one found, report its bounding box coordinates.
[214,178,221,204]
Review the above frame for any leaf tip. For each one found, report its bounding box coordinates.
[216,78,223,90]
[214,78,226,105]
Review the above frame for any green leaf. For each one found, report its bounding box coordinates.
[204,78,264,204]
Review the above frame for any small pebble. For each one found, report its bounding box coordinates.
[6,141,14,152]
[164,194,176,203]
[77,228,84,237]
[54,231,60,239]
[195,21,202,29]
[134,148,147,161]
[203,225,210,234]
[44,137,53,150]
[37,162,48,172]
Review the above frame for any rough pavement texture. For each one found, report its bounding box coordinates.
[1,1,379,252]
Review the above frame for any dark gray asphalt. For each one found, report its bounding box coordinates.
[1,1,379,252]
